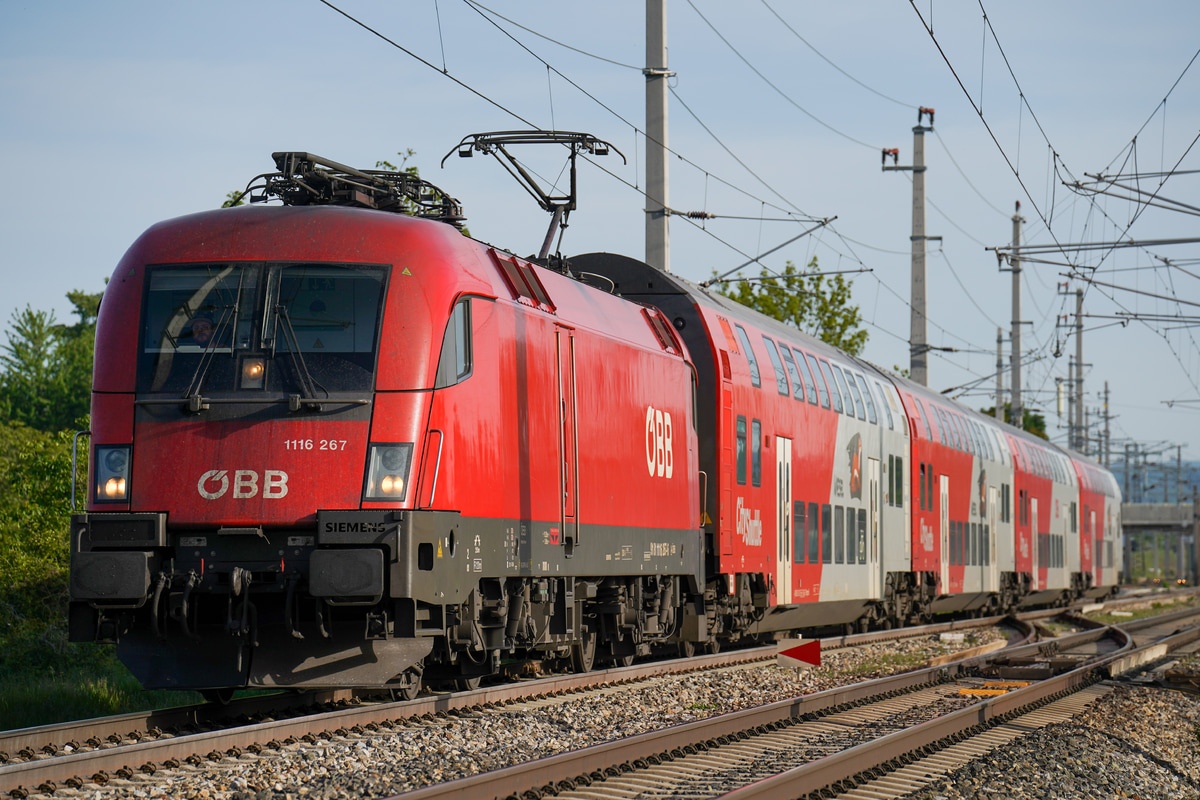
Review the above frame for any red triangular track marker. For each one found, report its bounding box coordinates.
[777,638,821,668]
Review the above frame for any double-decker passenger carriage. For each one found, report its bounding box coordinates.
[573,251,1123,639]
[69,145,1122,696]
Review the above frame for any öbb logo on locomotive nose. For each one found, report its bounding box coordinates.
[197,470,289,500]
[645,406,674,478]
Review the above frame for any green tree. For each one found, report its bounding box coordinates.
[979,403,1048,440]
[0,421,81,671]
[0,290,101,432]
[715,256,868,356]
[376,147,419,176]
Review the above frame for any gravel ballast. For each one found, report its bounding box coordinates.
[29,631,1200,800]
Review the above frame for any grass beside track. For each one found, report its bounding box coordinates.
[1085,595,1198,626]
[0,648,202,731]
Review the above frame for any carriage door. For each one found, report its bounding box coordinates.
[939,475,950,591]
[1091,508,1099,586]
[720,354,734,556]
[1030,497,1040,590]
[556,326,578,548]
[868,457,880,598]
[776,437,793,604]
[986,486,999,592]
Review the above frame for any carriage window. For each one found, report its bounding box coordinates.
[821,503,832,563]
[793,349,818,404]
[977,422,994,461]
[834,505,845,564]
[855,374,878,424]
[808,502,820,563]
[803,352,828,408]
[914,397,934,440]
[832,364,860,419]
[793,501,806,564]
[778,346,805,402]
[951,412,966,452]
[933,406,949,447]
[955,415,972,455]
[734,324,760,387]
[976,421,991,460]
[874,381,893,429]
[919,462,927,510]
[736,415,747,486]
[857,508,867,564]
[955,417,974,453]
[818,359,843,413]
[762,337,789,396]
[751,419,762,487]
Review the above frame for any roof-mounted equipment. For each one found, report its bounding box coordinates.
[235,152,465,227]
[443,131,623,260]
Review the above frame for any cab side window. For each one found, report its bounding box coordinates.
[434,298,473,388]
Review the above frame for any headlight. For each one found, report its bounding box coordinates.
[95,444,132,503]
[241,357,266,389]
[363,443,413,502]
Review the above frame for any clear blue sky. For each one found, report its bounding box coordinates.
[3,1,1199,467]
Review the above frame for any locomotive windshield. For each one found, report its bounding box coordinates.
[138,262,388,396]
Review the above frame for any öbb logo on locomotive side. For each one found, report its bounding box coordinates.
[197,470,289,500]
[645,405,674,478]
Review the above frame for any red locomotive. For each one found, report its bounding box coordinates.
[69,150,1121,697]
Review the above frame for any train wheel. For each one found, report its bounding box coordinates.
[571,630,597,674]
[389,667,422,701]
[600,642,635,668]
[453,675,482,692]
[677,640,696,659]
[201,688,235,705]
[704,639,721,655]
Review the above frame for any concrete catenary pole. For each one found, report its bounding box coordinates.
[644,0,670,273]
[1075,288,1084,452]
[995,328,1004,420]
[883,108,936,386]
[909,115,931,386]
[1103,381,1111,468]
[1010,202,1024,429]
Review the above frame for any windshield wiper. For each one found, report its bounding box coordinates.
[272,304,326,412]
[182,305,237,411]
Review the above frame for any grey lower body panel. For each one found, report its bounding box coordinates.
[930,591,991,614]
[116,626,434,689]
[750,598,872,633]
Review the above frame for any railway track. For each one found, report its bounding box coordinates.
[380,623,1124,800]
[0,616,1016,797]
[2,593,1192,799]
[383,609,1199,800]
